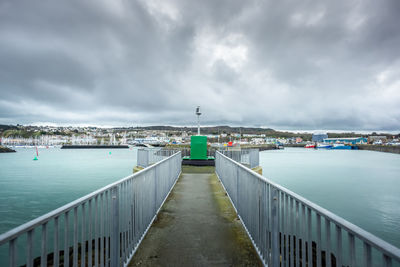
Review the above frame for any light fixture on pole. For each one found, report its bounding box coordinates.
[195,106,201,135]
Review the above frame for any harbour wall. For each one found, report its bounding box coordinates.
[358,144,400,154]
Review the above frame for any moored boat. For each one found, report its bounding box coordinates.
[317,143,332,149]
[331,143,352,149]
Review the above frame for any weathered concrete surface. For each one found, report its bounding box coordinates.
[128,166,261,267]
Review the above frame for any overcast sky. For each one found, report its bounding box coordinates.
[0,0,399,130]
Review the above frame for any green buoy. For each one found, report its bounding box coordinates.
[109,152,112,155]
[33,156,38,161]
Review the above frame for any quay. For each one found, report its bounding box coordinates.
[1,150,400,267]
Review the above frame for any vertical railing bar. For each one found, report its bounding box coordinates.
[120,183,125,264]
[349,233,355,267]
[326,219,331,267]
[125,181,129,261]
[336,225,342,267]
[295,201,299,267]
[54,217,59,267]
[9,238,16,267]
[364,242,372,267]
[302,204,306,267]
[383,254,392,267]
[271,187,280,267]
[132,178,135,252]
[260,181,265,262]
[290,197,294,267]
[280,191,284,265]
[125,181,129,262]
[105,191,109,267]
[41,223,47,267]
[73,207,78,267]
[88,199,92,267]
[111,186,119,267]
[266,184,271,266]
[100,193,104,267]
[127,180,132,256]
[95,196,99,267]
[285,193,289,267]
[317,214,321,267]
[27,230,33,267]
[81,203,86,267]
[133,179,137,247]
[64,211,69,267]
[307,208,312,267]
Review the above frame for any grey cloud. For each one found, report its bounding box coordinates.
[0,0,399,130]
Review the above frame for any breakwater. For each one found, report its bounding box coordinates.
[61,145,129,149]
[358,144,400,154]
[0,146,15,153]
[240,144,279,151]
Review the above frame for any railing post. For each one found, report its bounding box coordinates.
[271,187,280,267]
[111,186,120,267]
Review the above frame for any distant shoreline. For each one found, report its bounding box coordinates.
[249,144,400,154]
[61,145,129,149]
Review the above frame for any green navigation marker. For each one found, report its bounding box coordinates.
[190,135,207,160]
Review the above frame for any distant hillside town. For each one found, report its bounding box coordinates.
[0,124,399,147]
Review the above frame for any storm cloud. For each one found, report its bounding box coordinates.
[0,0,399,130]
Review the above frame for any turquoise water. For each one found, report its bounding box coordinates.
[260,147,400,248]
[0,148,137,235]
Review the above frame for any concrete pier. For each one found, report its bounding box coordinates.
[128,166,261,266]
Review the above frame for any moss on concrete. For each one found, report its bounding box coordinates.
[252,166,263,175]
[209,173,262,266]
[133,166,144,173]
[181,165,215,173]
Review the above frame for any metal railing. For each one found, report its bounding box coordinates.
[219,148,259,168]
[215,151,400,267]
[0,152,182,267]
[137,148,178,168]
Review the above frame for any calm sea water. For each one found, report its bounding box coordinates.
[1,147,399,263]
[0,148,137,235]
[260,147,400,248]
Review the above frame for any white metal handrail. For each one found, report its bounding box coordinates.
[0,151,182,267]
[215,151,400,267]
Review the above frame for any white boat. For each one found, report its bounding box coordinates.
[317,143,332,148]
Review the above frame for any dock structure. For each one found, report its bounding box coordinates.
[129,166,261,266]
[1,151,400,267]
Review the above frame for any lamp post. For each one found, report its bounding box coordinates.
[195,106,201,135]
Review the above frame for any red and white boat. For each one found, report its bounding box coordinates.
[304,143,316,148]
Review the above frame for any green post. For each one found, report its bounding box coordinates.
[190,136,208,160]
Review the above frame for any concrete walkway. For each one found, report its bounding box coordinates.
[128,166,261,267]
